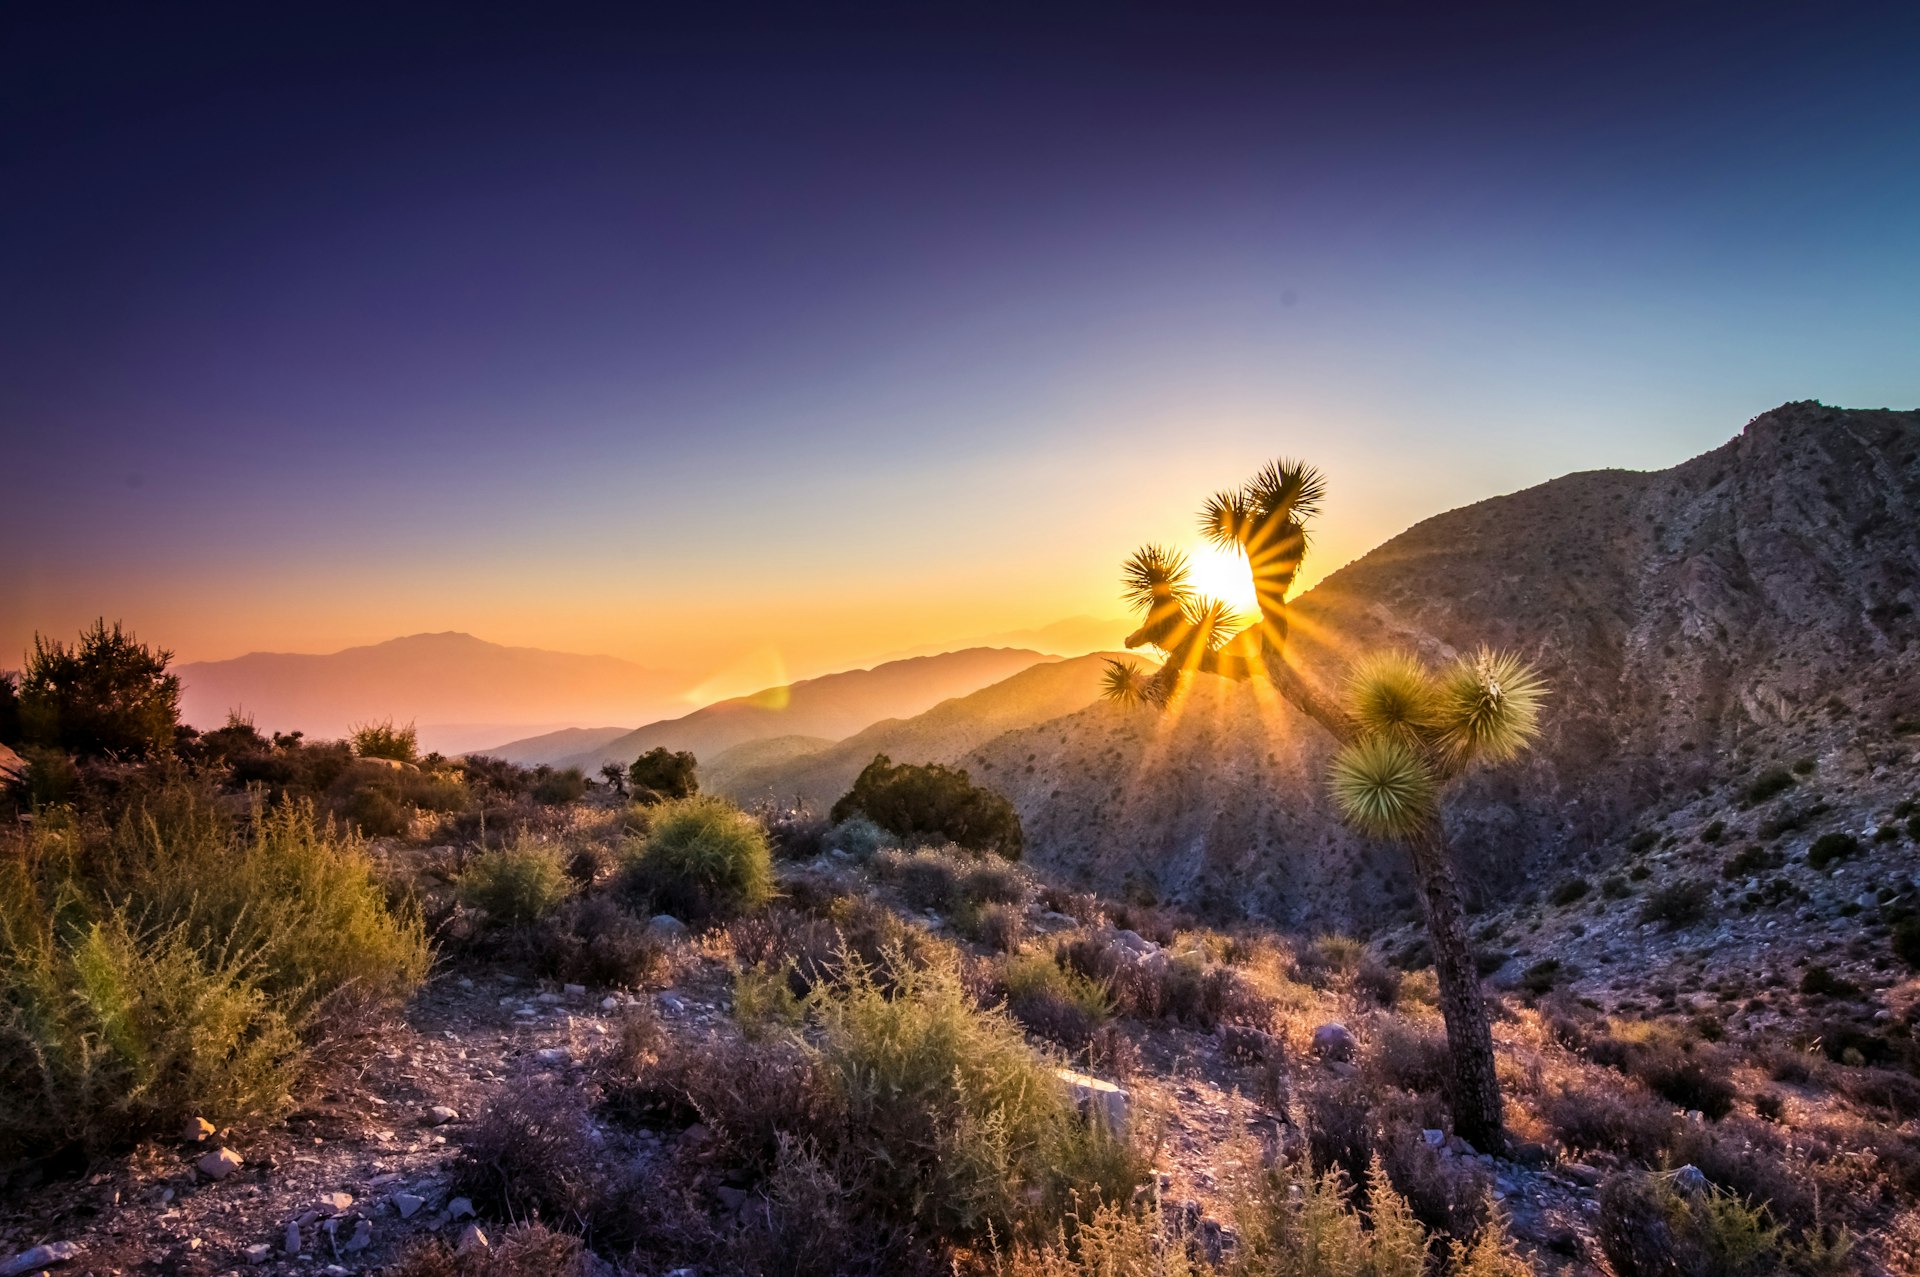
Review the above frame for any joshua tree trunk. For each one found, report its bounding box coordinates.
[1402,824,1504,1149]
[1257,634,1506,1149]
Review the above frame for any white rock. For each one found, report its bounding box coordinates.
[422,1105,459,1126]
[197,1147,243,1180]
[600,996,621,1011]
[3,1241,81,1275]
[535,1046,571,1065]
[314,1191,354,1216]
[563,983,588,997]
[244,1242,272,1265]
[1056,1068,1130,1134]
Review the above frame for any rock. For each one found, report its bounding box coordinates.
[1311,1023,1355,1062]
[1056,1068,1130,1133]
[1325,1060,1359,1078]
[182,1116,216,1144]
[315,1191,354,1217]
[197,1147,243,1180]
[600,996,621,1011]
[344,1219,373,1252]
[284,1220,302,1256]
[2,1242,80,1275]
[244,1242,272,1265]
[457,1225,490,1256]
[447,1197,476,1221]
[563,983,588,997]
[393,1193,426,1219]
[1422,1128,1446,1148]
[422,1105,459,1126]
[535,991,565,1005]
[646,914,691,942]
[1112,929,1156,955]
[1671,1164,1709,1196]
[1216,1023,1280,1063]
[658,993,687,1014]
[1037,910,1078,927]
[535,1046,571,1065]
[1562,1162,1602,1187]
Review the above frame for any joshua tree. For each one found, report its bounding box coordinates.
[1104,459,1545,1149]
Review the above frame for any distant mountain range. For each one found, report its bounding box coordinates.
[707,651,1127,807]
[175,632,684,754]
[482,647,1055,771]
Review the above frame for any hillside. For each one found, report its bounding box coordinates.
[710,652,1128,807]
[560,647,1052,772]
[968,402,1920,925]
[468,725,636,766]
[176,633,684,754]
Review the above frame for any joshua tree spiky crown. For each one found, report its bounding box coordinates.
[1107,462,1546,836]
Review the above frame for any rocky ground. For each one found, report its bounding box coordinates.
[1,868,1615,1277]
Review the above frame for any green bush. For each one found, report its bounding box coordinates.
[628,747,698,804]
[529,765,588,806]
[18,619,180,760]
[460,843,574,926]
[1595,1172,1847,1277]
[823,814,892,859]
[351,718,418,763]
[1700,820,1726,844]
[1806,833,1858,871]
[0,792,428,1162]
[1550,877,1591,906]
[1640,879,1712,928]
[831,754,1023,859]
[619,795,773,923]
[1741,769,1796,807]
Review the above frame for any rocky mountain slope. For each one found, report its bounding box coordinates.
[708,652,1127,807]
[177,633,684,755]
[967,402,1920,925]
[469,725,637,767]
[557,648,1052,772]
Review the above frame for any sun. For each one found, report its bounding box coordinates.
[1185,542,1260,617]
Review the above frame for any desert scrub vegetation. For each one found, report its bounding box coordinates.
[459,840,575,926]
[0,789,428,1166]
[350,716,419,762]
[832,753,1025,859]
[618,794,773,923]
[1597,1171,1851,1277]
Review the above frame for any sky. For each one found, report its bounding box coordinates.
[5,1,1918,692]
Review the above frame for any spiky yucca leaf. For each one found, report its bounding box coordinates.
[1346,651,1441,739]
[1244,458,1327,522]
[1329,735,1436,838]
[1181,596,1249,652]
[1100,659,1154,707]
[1434,647,1547,763]
[1120,544,1192,612]
[1199,489,1253,549]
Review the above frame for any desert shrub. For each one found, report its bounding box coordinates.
[388,1221,600,1277]
[0,672,20,749]
[1602,874,1631,898]
[1378,1123,1491,1239]
[999,950,1112,1050]
[1742,768,1796,807]
[629,747,698,804]
[1640,878,1712,928]
[1894,916,1920,969]
[1367,1018,1452,1096]
[1538,1080,1679,1162]
[733,962,807,1038]
[17,620,180,760]
[461,754,530,797]
[822,814,892,859]
[957,900,1027,953]
[350,718,418,763]
[1550,877,1591,906]
[0,793,427,1163]
[1595,1172,1822,1277]
[460,842,574,926]
[1700,819,1727,843]
[1521,958,1562,994]
[529,895,670,989]
[1805,833,1858,871]
[881,847,963,911]
[529,765,588,806]
[965,857,1027,904]
[812,952,1141,1243]
[1300,1079,1375,1199]
[344,783,411,837]
[1057,931,1273,1030]
[618,795,773,923]
[758,802,831,859]
[831,754,1023,859]
[1798,964,1859,998]
[450,1080,605,1224]
[1722,845,1781,879]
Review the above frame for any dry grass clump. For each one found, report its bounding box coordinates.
[1056,930,1276,1031]
[1596,1172,1850,1277]
[617,795,774,923]
[0,789,427,1165]
[387,1221,601,1277]
[458,840,575,926]
[448,1079,608,1226]
[997,949,1115,1051]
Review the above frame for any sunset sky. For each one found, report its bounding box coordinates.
[5,3,1918,694]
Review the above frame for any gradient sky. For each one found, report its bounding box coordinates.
[5,2,1918,692]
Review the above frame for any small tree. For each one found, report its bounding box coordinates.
[598,761,629,796]
[0,672,22,748]
[350,718,418,763]
[629,746,698,804]
[831,754,1024,859]
[1103,460,1545,1149]
[19,619,181,760]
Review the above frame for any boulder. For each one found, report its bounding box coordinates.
[1311,1022,1355,1062]
[196,1147,243,1180]
[1056,1068,1130,1134]
[1216,1023,1280,1063]
[646,914,691,942]
[422,1105,459,1126]
[181,1116,215,1144]
[2,1242,80,1276]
